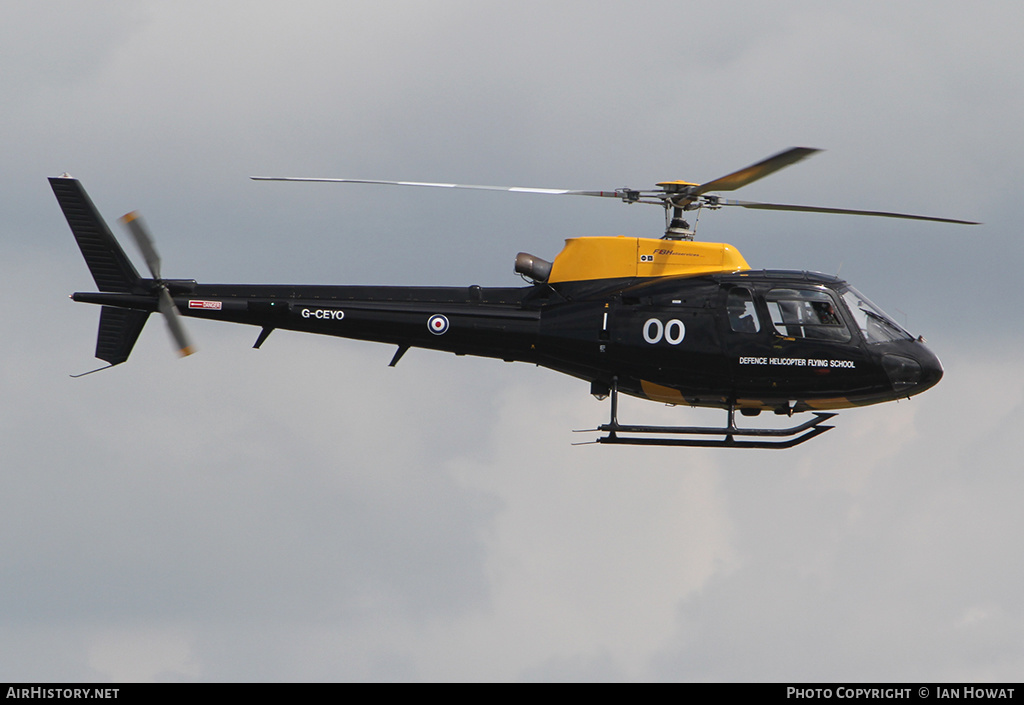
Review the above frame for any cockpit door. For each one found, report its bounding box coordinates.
[723,286,773,398]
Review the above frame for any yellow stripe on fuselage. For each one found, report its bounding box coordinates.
[640,380,687,404]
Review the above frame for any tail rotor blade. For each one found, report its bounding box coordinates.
[158,288,195,357]
[120,211,196,356]
[120,211,162,280]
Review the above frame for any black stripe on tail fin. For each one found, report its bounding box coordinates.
[49,176,142,293]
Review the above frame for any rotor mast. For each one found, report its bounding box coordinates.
[655,181,701,240]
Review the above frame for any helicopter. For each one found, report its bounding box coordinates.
[51,148,978,448]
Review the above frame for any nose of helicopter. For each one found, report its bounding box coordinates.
[917,341,944,391]
[881,339,943,396]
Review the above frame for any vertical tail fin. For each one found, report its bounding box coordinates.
[49,176,142,293]
[52,176,151,369]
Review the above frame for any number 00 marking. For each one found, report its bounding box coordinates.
[643,318,685,345]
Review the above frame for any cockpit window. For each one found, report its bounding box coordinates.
[766,288,850,341]
[840,286,912,344]
[727,288,761,333]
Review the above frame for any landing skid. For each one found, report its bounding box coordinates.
[576,379,836,449]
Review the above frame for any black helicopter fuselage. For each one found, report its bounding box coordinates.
[73,268,942,415]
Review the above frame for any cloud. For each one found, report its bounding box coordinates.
[88,626,201,682]
[647,344,1024,682]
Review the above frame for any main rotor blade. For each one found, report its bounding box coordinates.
[718,198,981,225]
[251,176,626,199]
[120,211,162,280]
[157,288,195,357]
[693,147,821,196]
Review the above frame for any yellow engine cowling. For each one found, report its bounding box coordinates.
[547,236,750,283]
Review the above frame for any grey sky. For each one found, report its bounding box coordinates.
[2,0,1022,681]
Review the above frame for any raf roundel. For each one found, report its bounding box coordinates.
[427,314,450,335]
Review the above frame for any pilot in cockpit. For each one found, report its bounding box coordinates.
[729,300,759,333]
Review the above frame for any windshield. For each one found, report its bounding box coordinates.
[840,286,912,343]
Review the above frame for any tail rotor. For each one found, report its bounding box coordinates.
[120,212,195,357]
